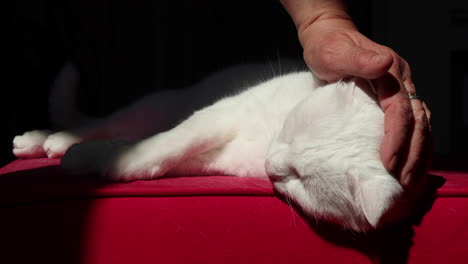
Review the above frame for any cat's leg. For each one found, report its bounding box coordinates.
[63,99,239,181]
[12,89,194,159]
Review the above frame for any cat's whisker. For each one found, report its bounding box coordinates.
[285,196,298,228]
[276,51,282,76]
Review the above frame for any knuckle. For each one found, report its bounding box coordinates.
[398,94,413,111]
[413,108,429,129]
[400,58,410,70]
[395,97,414,127]
[317,49,337,68]
[425,109,432,120]
[382,46,412,81]
[396,57,409,79]
[399,96,414,119]
[423,102,432,119]
[308,49,341,81]
[425,107,431,115]
[380,45,395,55]
[402,60,413,81]
[383,47,400,62]
[424,105,431,114]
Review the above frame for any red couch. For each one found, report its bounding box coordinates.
[1,158,467,264]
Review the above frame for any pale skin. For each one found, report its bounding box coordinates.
[280,0,432,188]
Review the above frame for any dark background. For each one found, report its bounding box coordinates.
[3,0,468,167]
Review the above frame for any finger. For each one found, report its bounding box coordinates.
[422,101,432,131]
[398,78,430,185]
[371,74,413,172]
[422,101,433,169]
[399,95,429,187]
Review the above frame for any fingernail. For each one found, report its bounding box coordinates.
[388,155,398,171]
[402,173,412,186]
[371,54,385,64]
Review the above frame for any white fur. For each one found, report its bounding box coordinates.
[13,63,408,231]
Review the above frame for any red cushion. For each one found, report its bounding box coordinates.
[1,158,467,264]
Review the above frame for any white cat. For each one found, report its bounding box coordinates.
[13,62,408,231]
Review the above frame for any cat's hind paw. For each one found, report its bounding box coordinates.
[13,130,51,158]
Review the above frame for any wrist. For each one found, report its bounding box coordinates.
[280,0,356,34]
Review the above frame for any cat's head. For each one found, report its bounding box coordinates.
[265,78,409,231]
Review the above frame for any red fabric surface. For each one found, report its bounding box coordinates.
[1,158,467,264]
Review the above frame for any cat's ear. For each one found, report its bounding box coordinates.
[355,176,404,228]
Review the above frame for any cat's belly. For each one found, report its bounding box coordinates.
[168,137,271,178]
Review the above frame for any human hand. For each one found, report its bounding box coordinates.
[299,17,432,188]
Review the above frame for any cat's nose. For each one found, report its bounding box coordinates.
[264,153,284,180]
[266,171,283,183]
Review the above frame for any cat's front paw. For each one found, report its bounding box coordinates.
[43,132,83,158]
[13,130,51,158]
[13,130,82,159]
